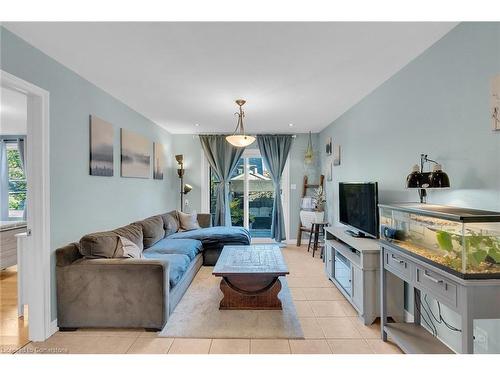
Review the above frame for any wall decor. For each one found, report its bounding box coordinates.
[492,74,500,131]
[120,128,151,178]
[333,144,341,166]
[89,115,114,177]
[325,137,332,155]
[153,142,165,180]
[327,160,333,181]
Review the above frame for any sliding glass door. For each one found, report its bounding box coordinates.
[209,148,286,238]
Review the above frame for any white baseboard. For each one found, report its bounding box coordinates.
[49,319,59,337]
[404,309,414,323]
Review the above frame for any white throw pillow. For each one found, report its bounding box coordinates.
[118,236,143,258]
[177,210,201,231]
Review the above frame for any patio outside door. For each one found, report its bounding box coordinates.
[209,148,289,239]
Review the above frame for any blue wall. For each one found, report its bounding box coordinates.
[319,22,500,353]
[1,27,179,321]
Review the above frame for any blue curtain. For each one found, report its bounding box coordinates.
[0,140,9,221]
[257,135,293,242]
[200,135,245,226]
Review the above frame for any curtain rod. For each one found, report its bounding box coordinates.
[191,134,297,138]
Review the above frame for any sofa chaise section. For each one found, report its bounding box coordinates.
[168,226,251,265]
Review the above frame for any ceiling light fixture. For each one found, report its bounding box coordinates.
[226,99,255,147]
[289,123,294,127]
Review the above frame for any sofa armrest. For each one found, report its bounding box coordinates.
[56,258,169,330]
[197,213,212,228]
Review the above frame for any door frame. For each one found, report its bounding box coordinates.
[1,70,52,341]
[201,147,290,241]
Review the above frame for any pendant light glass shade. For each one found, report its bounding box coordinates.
[226,99,255,148]
[226,134,256,147]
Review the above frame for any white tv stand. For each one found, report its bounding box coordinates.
[324,226,404,325]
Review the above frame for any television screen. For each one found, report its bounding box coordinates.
[338,182,379,237]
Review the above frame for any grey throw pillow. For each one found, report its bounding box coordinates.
[178,210,201,231]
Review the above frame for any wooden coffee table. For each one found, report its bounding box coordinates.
[212,244,289,310]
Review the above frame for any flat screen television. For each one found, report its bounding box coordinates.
[338,182,379,238]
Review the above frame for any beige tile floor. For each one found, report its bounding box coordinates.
[4,245,403,354]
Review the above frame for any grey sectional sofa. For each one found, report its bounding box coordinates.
[56,211,250,331]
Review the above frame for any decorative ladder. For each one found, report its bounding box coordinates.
[296,174,325,246]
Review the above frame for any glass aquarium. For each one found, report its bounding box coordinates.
[379,203,500,279]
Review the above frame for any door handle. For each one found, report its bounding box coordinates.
[26,228,32,237]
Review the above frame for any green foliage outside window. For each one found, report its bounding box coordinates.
[7,147,26,211]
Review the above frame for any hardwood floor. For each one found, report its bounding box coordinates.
[2,245,402,354]
[0,266,29,353]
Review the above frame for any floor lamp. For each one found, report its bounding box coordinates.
[176,154,192,212]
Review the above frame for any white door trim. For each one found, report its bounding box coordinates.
[1,70,53,341]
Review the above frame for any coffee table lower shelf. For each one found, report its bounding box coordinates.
[383,323,455,354]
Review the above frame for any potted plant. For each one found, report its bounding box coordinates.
[312,186,326,212]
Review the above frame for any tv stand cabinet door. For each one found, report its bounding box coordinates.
[351,264,363,311]
[324,244,334,280]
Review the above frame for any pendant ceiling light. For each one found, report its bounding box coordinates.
[226,99,256,147]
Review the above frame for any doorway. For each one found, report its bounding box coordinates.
[1,70,51,345]
[208,148,290,240]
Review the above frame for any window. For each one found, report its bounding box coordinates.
[6,142,27,219]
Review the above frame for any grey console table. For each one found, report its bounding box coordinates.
[324,227,404,325]
[381,241,500,354]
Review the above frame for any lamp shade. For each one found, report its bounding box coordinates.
[183,183,193,194]
[429,164,450,188]
[406,164,423,188]
[226,134,256,147]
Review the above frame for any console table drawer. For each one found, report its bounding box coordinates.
[415,266,457,308]
[384,247,413,282]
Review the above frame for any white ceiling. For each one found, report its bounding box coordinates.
[3,22,457,134]
[0,87,27,135]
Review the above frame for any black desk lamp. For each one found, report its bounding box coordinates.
[406,154,450,203]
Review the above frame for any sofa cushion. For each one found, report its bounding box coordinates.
[161,210,179,236]
[178,211,201,231]
[142,252,191,288]
[144,238,203,261]
[79,223,144,259]
[113,224,144,251]
[134,215,165,248]
[167,226,251,247]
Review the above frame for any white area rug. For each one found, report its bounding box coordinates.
[160,267,304,339]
